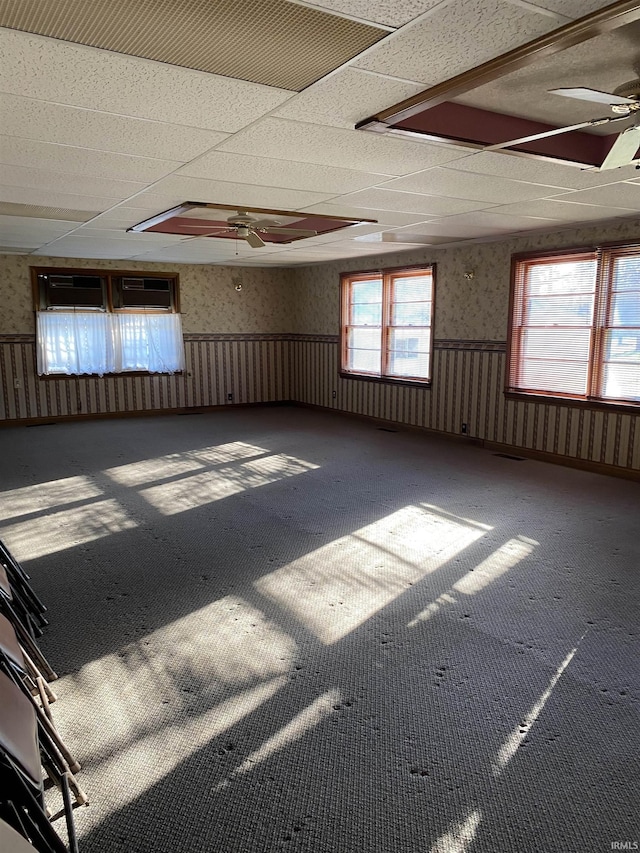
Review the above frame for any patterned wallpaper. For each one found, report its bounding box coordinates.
[289,217,640,338]
[1,216,639,475]
[0,254,297,335]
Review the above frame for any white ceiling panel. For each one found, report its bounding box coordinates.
[272,67,424,128]
[36,236,157,259]
[383,167,567,203]
[555,183,640,211]
[489,198,634,221]
[295,0,444,27]
[0,215,78,237]
[112,193,187,212]
[354,0,564,85]
[1,3,639,266]
[84,208,174,229]
[77,227,185,243]
[301,223,387,245]
[0,184,121,213]
[387,211,559,237]
[0,94,230,161]
[151,175,335,211]
[444,151,640,190]
[218,118,475,175]
[0,29,294,132]
[178,151,391,194]
[0,165,147,201]
[521,0,624,19]
[0,136,180,184]
[339,187,496,215]
[301,203,433,226]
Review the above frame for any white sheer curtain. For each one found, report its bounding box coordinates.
[111,313,185,373]
[36,311,115,376]
[36,311,184,376]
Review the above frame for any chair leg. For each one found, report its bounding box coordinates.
[60,772,79,853]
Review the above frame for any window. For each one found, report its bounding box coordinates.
[341,266,434,383]
[33,267,184,377]
[508,244,640,405]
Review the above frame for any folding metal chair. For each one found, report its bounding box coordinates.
[0,568,57,683]
[0,672,74,853]
[0,540,48,631]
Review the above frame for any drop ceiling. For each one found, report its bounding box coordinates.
[1,0,640,267]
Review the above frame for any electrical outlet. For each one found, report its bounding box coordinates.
[13,379,21,389]
[332,390,337,398]
[227,393,233,402]
[461,423,467,434]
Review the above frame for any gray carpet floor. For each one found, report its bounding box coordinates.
[0,405,638,853]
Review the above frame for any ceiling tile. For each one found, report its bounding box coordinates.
[114,193,187,212]
[387,211,558,237]
[151,175,335,211]
[86,208,174,229]
[0,184,120,213]
[555,183,640,211]
[0,94,229,161]
[0,29,293,132]
[295,0,443,27]
[354,0,563,85]
[339,187,495,215]
[0,215,78,237]
[489,198,634,221]
[520,0,621,19]
[0,165,148,201]
[301,203,433,226]
[444,151,640,190]
[302,223,387,245]
[37,236,154,259]
[0,136,180,183]
[382,167,567,203]
[178,151,390,194]
[217,118,475,175]
[272,68,424,129]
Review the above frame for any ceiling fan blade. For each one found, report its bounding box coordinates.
[484,114,629,153]
[180,228,230,242]
[600,124,640,170]
[262,227,318,236]
[549,87,636,106]
[245,230,266,248]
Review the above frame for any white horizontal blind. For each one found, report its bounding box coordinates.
[387,271,432,380]
[511,254,598,397]
[344,276,383,376]
[601,251,640,402]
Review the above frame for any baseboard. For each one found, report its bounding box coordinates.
[291,401,640,482]
[0,399,291,428]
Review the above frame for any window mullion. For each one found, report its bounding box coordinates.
[590,248,610,399]
[381,273,391,378]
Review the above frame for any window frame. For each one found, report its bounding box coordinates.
[340,264,435,386]
[31,266,182,378]
[507,241,640,410]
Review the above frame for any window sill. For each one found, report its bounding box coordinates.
[40,371,184,380]
[340,371,431,389]
[505,390,640,414]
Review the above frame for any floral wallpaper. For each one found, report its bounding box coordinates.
[0,254,297,335]
[289,217,640,339]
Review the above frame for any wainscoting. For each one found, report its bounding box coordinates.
[292,336,640,475]
[0,334,291,420]
[2,333,638,475]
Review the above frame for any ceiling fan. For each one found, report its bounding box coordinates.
[486,79,640,170]
[182,210,318,248]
